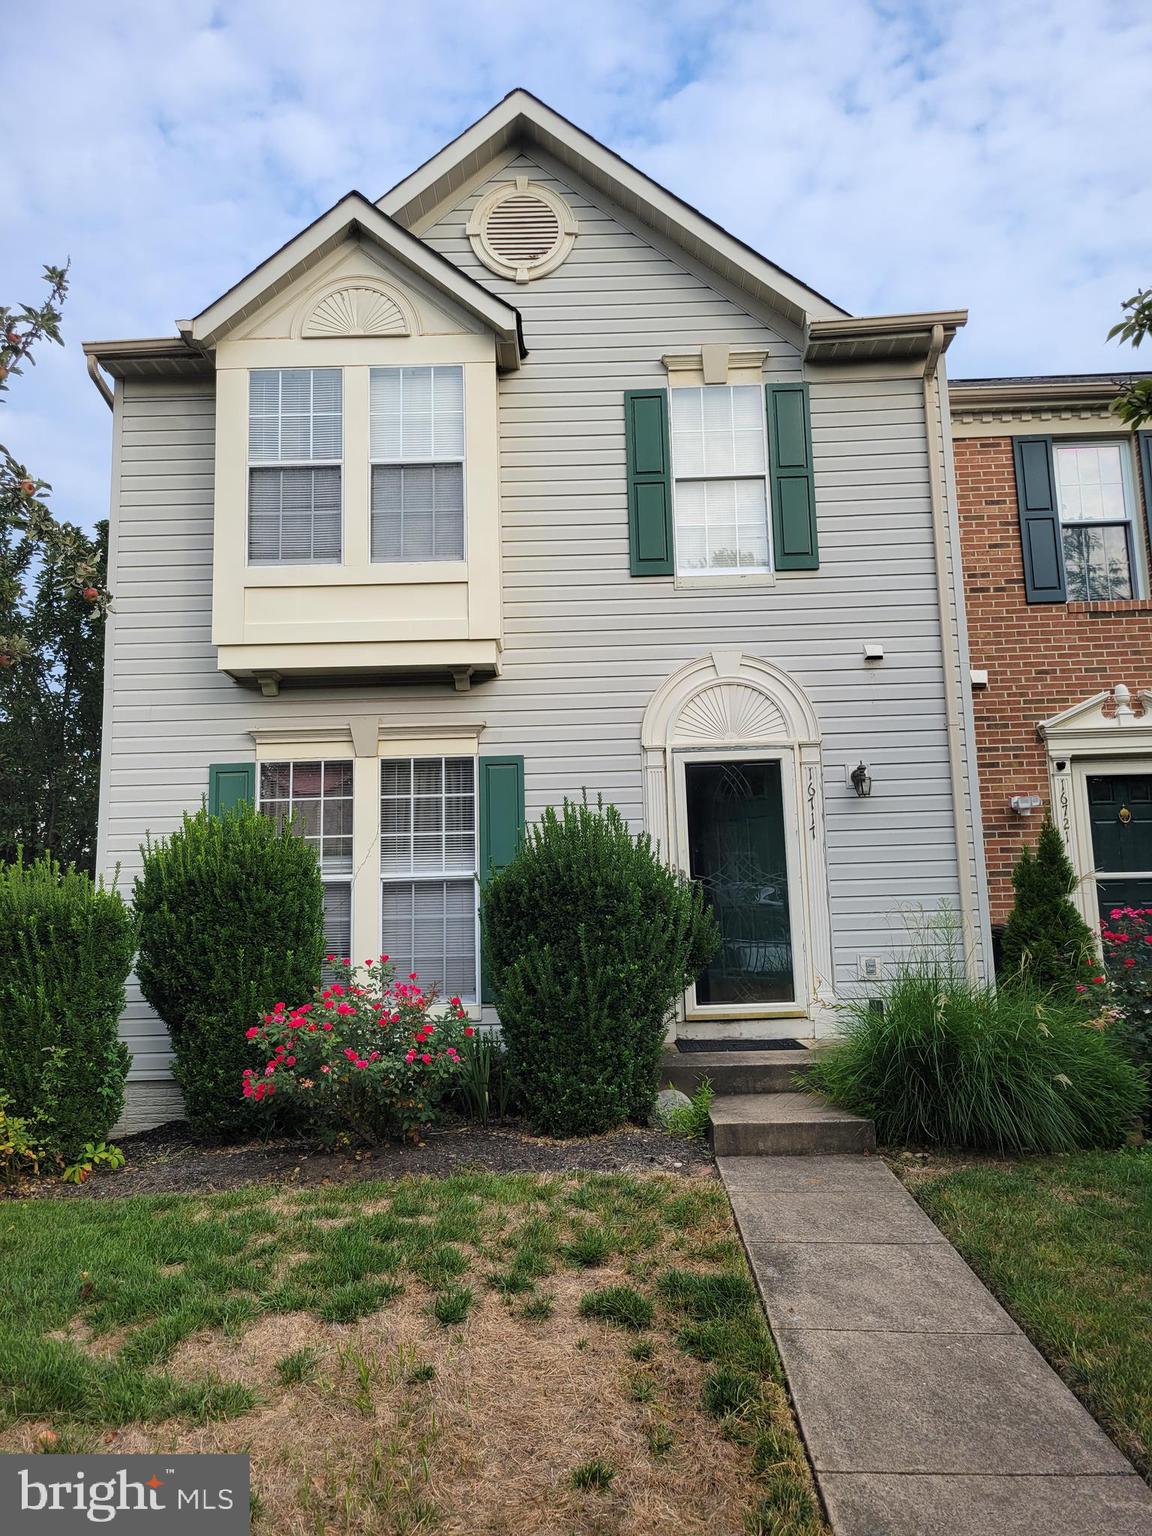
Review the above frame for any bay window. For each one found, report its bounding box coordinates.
[248,368,343,564]
[370,366,466,562]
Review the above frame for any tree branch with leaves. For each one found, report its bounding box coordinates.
[1,263,108,666]
[1108,287,1152,430]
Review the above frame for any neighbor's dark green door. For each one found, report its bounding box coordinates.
[1087,774,1152,918]
[685,759,795,1006]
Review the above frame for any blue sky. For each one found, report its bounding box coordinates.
[3,0,1150,531]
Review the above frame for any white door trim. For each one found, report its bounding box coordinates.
[641,651,836,1036]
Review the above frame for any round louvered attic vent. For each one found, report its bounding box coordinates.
[467,178,577,283]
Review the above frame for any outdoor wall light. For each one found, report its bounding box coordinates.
[850,762,873,798]
[1010,794,1043,816]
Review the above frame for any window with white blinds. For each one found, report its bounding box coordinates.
[370,366,465,562]
[670,385,771,575]
[248,368,343,564]
[258,760,353,965]
[380,755,478,1001]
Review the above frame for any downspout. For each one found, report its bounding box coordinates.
[87,353,114,409]
[922,324,981,979]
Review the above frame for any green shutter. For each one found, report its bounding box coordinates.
[625,389,674,576]
[1012,435,1066,603]
[207,762,255,815]
[766,383,818,570]
[478,755,525,1005]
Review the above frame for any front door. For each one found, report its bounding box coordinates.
[1087,773,1152,918]
[684,758,795,1006]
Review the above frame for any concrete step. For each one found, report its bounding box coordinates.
[710,1091,876,1156]
[661,1049,815,1097]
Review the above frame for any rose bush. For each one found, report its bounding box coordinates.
[1098,906,1152,1104]
[244,955,472,1143]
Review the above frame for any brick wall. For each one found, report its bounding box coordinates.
[955,434,1152,922]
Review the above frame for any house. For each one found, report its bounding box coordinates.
[951,375,1152,939]
[85,90,991,1131]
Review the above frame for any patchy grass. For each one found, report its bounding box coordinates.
[0,1170,826,1534]
[899,1147,1152,1480]
[579,1285,655,1332]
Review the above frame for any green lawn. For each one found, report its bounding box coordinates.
[0,1172,825,1535]
[901,1148,1152,1480]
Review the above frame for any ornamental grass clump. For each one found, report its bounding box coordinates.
[481,797,718,1137]
[807,968,1144,1153]
[245,957,471,1143]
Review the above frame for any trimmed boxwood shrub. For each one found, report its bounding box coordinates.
[134,804,326,1137]
[481,798,718,1137]
[808,968,1144,1153]
[0,855,134,1159]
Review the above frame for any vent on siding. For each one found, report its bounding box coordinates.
[468,178,577,284]
[485,195,561,265]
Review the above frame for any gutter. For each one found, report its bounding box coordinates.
[86,352,114,409]
[921,325,987,979]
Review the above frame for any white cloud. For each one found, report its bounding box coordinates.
[3,0,1150,528]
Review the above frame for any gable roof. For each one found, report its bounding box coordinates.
[378,88,847,329]
[183,191,525,369]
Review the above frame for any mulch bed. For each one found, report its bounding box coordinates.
[29,1119,715,1199]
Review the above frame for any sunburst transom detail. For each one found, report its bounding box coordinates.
[302,285,411,338]
[675,683,788,744]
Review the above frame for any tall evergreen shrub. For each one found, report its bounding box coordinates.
[481,798,719,1137]
[134,804,326,1137]
[0,855,133,1159]
[1001,817,1096,997]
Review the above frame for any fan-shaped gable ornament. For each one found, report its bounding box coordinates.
[676,683,788,744]
[302,285,410,338]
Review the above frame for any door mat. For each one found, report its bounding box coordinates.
[676,1037,805,1053]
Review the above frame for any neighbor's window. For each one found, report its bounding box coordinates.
[248,368,342,564]
[370,366,465,562]
[380,756,478,1001]
[670,385,770,575]
[1055,442,1138,602]
[258,760,353,961]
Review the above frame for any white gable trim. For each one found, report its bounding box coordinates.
[1039,683,1152,751]
[185,193,523,369]
[377,89,847,329]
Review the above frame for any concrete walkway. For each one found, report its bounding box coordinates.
[717,1154,1152,1536]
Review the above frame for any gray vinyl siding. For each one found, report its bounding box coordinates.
[98,151,985,1090]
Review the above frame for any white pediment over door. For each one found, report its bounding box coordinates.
[1039,683,1152,752]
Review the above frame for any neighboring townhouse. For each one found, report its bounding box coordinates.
[86,90,990,1130]
[951,374,1152,938]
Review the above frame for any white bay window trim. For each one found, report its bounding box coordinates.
[247,367,344,566]
[370,365,468,564]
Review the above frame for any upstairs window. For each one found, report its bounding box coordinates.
[370,366,465,562]
[258,760,354,964]
[1055,442,1138,602]
[670,385,770,575]
[248,368,342,564]
[380,755,478,1001]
